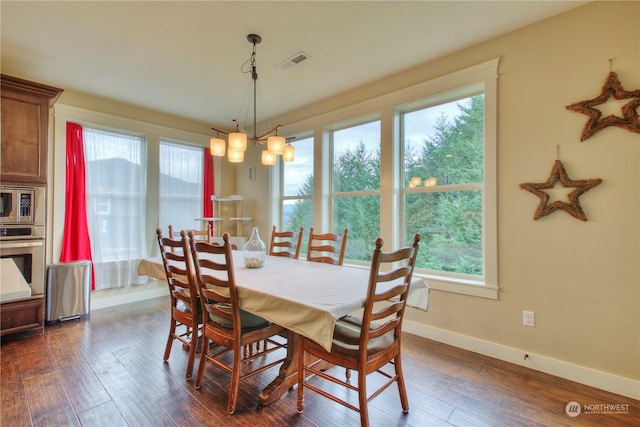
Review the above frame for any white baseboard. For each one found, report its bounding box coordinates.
[403,319,640,401]
[90,281,169,310]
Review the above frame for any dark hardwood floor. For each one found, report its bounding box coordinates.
[1,296,638,426]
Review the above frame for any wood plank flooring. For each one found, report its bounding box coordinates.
[1,296,638,426]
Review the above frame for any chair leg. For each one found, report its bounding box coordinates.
[194,335,209,390]
[395,355,409,412]
[297,341,305,414]
[185,325,199,380]
[358,371,369,427]
[227,346,242,414]
[164,319,176,362]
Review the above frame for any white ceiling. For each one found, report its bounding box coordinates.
[1,1,586,130]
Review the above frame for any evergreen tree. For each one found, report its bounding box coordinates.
[286,94,484,272]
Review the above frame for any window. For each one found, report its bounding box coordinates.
[401,94,484,276]
[281,136,314,251]
[277,59,498,298]
[159,141,203,233]
[331,121,380,262]
[84,127,147,289]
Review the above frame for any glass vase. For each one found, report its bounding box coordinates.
[243,227,266,268]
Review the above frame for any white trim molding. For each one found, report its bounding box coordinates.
[403,319,640,400]
[90,280,168,311]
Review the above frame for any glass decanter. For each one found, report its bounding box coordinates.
[243,227,266,268]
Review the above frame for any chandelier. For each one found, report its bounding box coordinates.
[209,34,294,166]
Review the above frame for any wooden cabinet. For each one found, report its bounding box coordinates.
[0,297,45,336]
[1,74,63,185]
[1,75,62,337]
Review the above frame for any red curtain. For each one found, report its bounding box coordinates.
[60,122,95,290]
[202,148,215,236]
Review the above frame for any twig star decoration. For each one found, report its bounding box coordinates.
[520,160,602,221]
[566,72,640,141]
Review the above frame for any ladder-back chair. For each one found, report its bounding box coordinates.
[269,225,304,259]
[306,227,348,265]
[188,232,287,414]
[297,233,421,427]
[156,228,202,380]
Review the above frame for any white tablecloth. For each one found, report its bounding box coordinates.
[138,252,429,351]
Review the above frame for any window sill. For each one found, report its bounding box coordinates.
[343,262,499,300]
[415,273,499,300]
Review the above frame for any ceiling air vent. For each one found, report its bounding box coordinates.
[276,51,311,70]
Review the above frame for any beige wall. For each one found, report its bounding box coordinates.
[274,1,639,384]
[45,1,638,393]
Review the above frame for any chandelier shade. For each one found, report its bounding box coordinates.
[261,150,277,166]
[408,176,422,188]
[209,34,296,166]
[229,132,248,152]
[267,135,286,155]
[210,137,225,157]
[228,149,244,163]
[283,144,295,162]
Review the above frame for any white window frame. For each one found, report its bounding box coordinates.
[279,135,315,228]
[329,118,382,264]
[398,88,496,299]
[279,59,499,298]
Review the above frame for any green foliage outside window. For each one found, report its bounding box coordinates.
[333,141,380,261]
[404,95,484,275]
[286,94,484,273]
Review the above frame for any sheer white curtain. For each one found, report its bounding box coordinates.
[158,141,203,235]
[84,128,148,290]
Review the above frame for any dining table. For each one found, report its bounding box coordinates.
[138,250,429,406]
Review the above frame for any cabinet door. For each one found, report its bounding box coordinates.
[1,93,48,184]
[1,75,63,185]
[0,297,45,336]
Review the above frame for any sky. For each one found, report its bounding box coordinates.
[282,98,466,195]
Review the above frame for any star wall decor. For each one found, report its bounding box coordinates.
[520,160,603,221]
[566,72,640,141]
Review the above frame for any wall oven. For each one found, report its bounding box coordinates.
[0,185,46,297]
[0,240,45,296]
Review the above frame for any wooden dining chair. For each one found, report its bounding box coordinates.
[168,225,211,248]
[167,224,177,252]
[187,228,211,243]
[306,227,348,265]
[188,232,287,415]
[297,233,421,427]
[156,228,203,380]
[269,225,304,259]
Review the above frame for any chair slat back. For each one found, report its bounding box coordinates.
[361,234,420,343]
[269,225,304,259]
[188,228,211,244]
[306,227,348,265]
[156,228,197,310]
[188,232,238,329]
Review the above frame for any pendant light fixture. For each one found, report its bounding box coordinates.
[209,34,295,165]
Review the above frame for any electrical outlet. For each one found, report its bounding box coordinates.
[523,310,535,327]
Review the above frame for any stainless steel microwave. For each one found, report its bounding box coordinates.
[0,186,43,225]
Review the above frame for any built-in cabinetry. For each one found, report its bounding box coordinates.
[1,74,63,184]
[1,74,63,336]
